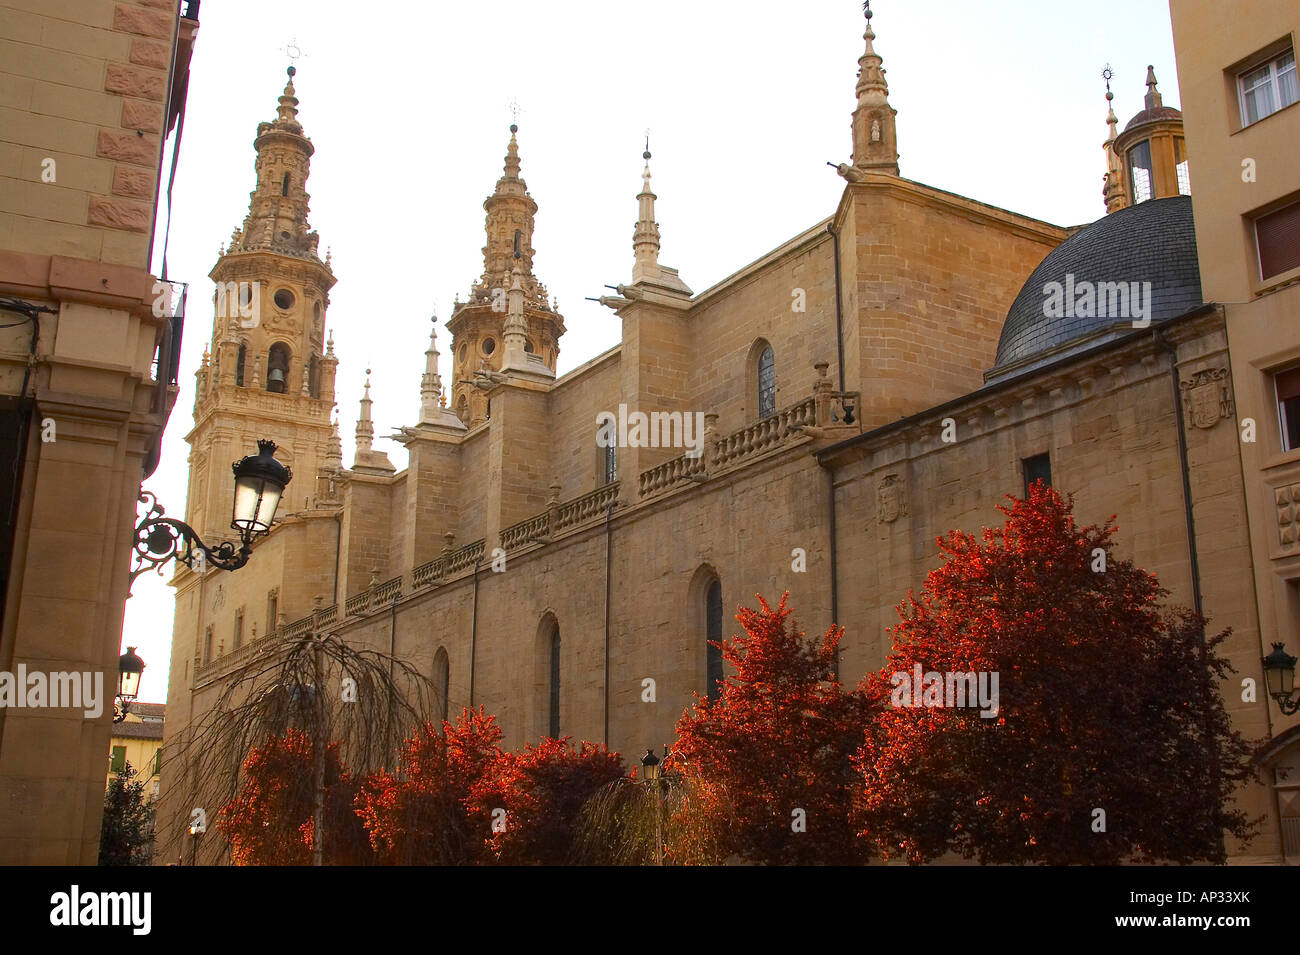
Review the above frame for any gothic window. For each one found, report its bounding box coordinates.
[706,579,723,702]
[267,342,291,394]
[548,625,561,738]
[604,443,617,485]
[281,172,290,196]
[433,647,450,722]
[758,345,776,419]
[236,342,246,387]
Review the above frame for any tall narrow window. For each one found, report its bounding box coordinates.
[1127,140,1153,204]
[1276,366,1300,452]
[1022,453,1052,496]
[1174,137,1190,196]
[266,343,291,394]
[110,746,126,773]
[203,626,213,665]
[433,648,450,722]
[604,443,617,485]
[281,172,290,196]
[308,355,320,398]
[706,579,723,702]
[548,627,561,737]
[266,590,278,635]
[236,343,246,387]
[758,346,776,419]
[233,608,244,651]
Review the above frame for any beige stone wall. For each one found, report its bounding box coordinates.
[0,0,181,269]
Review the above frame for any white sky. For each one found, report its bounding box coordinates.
[124,0,1181,702]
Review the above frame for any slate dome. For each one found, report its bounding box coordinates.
[991,195,1202,377]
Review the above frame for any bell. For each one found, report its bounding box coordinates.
[267,367,286,392]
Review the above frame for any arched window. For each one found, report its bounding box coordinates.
[307,355,320,399]
[757,345,776,419]
[706,579,723,702]
[456,394,468,423]
[432,647,450,722]
[548,626,561,738]
[281,172,290,196]
[266,342,291,394]
[235,342,246,387]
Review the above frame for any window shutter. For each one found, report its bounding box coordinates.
[1275,366,1300,402]
[1257,201,1300,279]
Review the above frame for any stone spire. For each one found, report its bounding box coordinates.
[355,370,374,456]
[498,265,530,372]
[840,1,899,179]
[227,66,325,260]
[632,135,661,283]
[1144,64,1164,110]
[473,124,547,307]
[1101,66,1128,214]
[325,413,342,470]
[419,317,444,423]
[352,369,395,473]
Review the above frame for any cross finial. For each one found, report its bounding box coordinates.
[508,98,522,125]
[282,38,304,73]
[644,127,651,160]
[1102,64,1114,93]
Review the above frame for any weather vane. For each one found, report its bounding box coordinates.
[1102,64,1114,91]
[507,98,523,127]
[282,38,304,73]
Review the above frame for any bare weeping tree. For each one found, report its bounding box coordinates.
[156,631,440,866]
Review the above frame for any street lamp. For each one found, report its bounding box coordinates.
[1262,642,1299,715]
[130,439,292,589]
[641,747,665,866]
[113,646,145,723]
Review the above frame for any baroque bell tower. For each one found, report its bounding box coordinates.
[185,66,339,539]
[446,124,565,428]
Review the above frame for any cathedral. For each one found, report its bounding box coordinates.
[159,6,1299,863]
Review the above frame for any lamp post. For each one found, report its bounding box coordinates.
[188,824,203,866]
[113,647,145,723]
[641,747,663,866]
[129,439,291,590]
[1262,642,1299,715]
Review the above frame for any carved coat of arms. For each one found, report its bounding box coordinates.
[1180,368,1232,430]
[877,473,906,523]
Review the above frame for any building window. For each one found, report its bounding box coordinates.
[1174,137,1190,195]
[266,590,278,635]
[266,342,291,393]
[203,626,213,665]
[152,748,162,778]
[1276,366,1300,452]
[110,746,126,773]
[233,608,244,651]
[482,337,496,356]
[1238,48,1298,126]
[235,343,246,387]
[604,443,617,485]
[456,395,468,422]
[1256,200,1300,281]
[548,627,561,738]
[1127,140,1153,204]
[433,648,450,722]
[308,355,320,398]
[281,172,290,196]
[1022,453,1052,496]
[706,579,723,702]
[758,345,776,419]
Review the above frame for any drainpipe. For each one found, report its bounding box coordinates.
[827,222,847,392]
[604,502,614,745]
[818,457,840,678]
[469,556,481,706]
[1152,327,1222,856]
[331,510,341,606]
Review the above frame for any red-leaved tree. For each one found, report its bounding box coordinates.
[670,593,874,865]
[354,707,503,865]
[217,729,371,865]
[853,483,1257,864]
[467,737,627,865]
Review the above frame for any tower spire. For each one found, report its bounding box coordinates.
[1101,66,1128,213]
[355,370,374,458]
[1144,64,1164,110]
[632,133,662,284]
[841,1,899,178]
